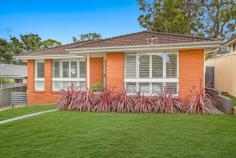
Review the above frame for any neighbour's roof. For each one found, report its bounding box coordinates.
[224,36,236,46]
[17,31,218,57]
[0,64,27,78]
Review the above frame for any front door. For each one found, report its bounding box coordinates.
[90,57,104,89]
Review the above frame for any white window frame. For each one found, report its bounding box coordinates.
[52,59,86,91]
[34,60,45,91]
[124,52,179,95]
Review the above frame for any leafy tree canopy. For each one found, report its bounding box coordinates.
[138,0,236,39]
[0,34,61,64]
[72,33,102,43]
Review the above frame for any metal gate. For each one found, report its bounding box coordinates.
[11,92,27,105]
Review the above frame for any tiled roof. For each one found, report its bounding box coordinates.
[18,31,217,56]
[18,40,98,56]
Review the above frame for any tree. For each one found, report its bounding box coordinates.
[72,33,102,43]
[138,0,205,35]
[0,38,12,63]
[182,0,205,35]
[41,39,61,48]
[137,0,236,39]
[19,34,42,53]
[0,34,62,64]
[205,0,236,39]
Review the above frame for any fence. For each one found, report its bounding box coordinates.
[206,53,236,97]
[11,92,27,105]
[0,83,27,106]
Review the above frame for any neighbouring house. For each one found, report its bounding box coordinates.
[0,64,27,83]
[16,31,222,105]
[206,36,236,97]
[0,64,27,106]
[226,36,236,54]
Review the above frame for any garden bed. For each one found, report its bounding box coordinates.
[58,86,221,114]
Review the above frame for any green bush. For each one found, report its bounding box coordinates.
[0,78,11,84]
[92,82,104,92]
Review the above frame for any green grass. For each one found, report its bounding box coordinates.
[228,96,236,106]
[0,111,236,158]
[0,105,56,121]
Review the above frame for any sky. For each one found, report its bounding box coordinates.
[0,0,143,44]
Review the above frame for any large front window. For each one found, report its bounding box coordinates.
[52,59,86,91]
[125,53,178,94]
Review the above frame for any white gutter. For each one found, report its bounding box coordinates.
[67,41,222,54]
[15,54,85,60]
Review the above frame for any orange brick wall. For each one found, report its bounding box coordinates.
[27,59,59,105]
[106,52,124,91]
[26,50,204,104]
[90,57,103,87]
[179,49,204,98]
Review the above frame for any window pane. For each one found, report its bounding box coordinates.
[165,82,177,94]
[125,55,136,78]
[152,55,163,78]
[80,61,86,78]
[35,81,44,91]
[71,61,77,78]
[166,54,177,78]
[139,82,150,93]
[139,55,150,78]
[79,81,86,90]
[53,61,60,78]
[37,62,44,78]
[62,81,71,89]
[62,61,69,78]
[152,83,163,93]
[71,81,79,87]
[126,82,136,93]
[53,81,61,91]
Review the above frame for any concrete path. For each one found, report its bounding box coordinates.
[0,109,57,125]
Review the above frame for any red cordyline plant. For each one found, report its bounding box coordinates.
[78,89,99,112]
[151,90,184,113]
[57,85,79,110]
[112,89,135,112]
[57,85,99,112]
[94,88,114,112]
[184,87,219,114]
[133,92,153,113]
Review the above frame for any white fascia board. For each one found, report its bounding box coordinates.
[14,54,85,60]
[67,41,222,54]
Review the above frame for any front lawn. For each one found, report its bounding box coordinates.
[0,105,56,121]
[229,95,236,106]
[0,110,236,158]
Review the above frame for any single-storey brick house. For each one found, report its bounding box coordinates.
[16,31,222,105]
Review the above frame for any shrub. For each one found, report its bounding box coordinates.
[92,82,103,92]
[184,87,219,114]
[57,85,219,115]
[57,85,79,110]
[151,91,184,113]
[95,89,113,112]
[112,90,135,112]
[133,92,153,113]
